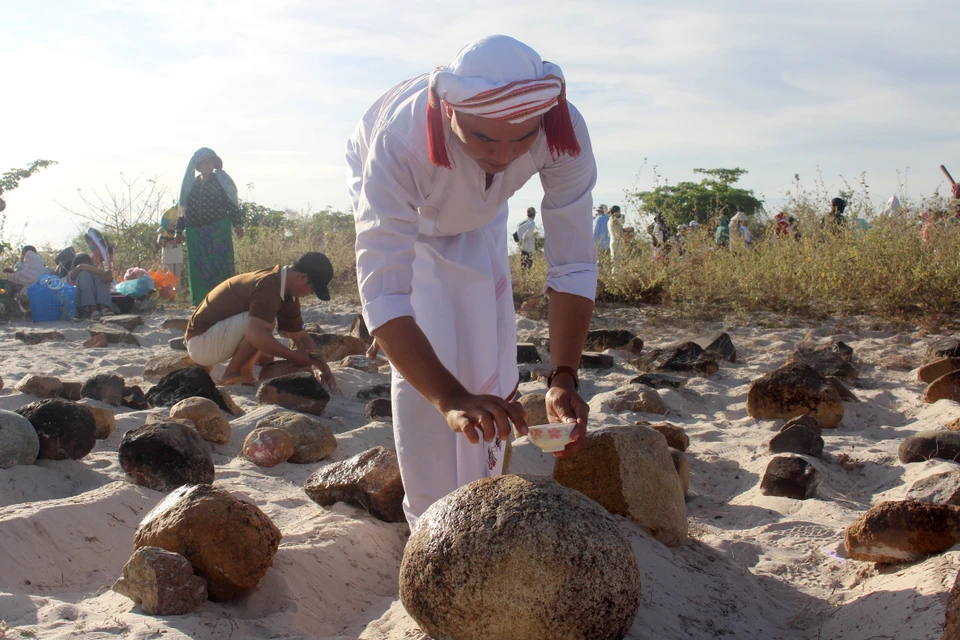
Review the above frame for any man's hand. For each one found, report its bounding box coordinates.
[310,353,337,391]
[952,182,960,200]
[439,392,527,445]
[545,378,589,458]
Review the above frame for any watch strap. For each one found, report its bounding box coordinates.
[547,365,580,391]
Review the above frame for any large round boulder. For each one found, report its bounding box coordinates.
[746,362,844,428]
[255,411,336,463]
[119,421,214,492]
[242,428,295,468]
[169,397,231,444]
[134,484,282,601]
[81,373,125,406]
[15,399,96,460]
[400,475,642,640]
[255,371,330,416]
[0,409,40,468]
[844,500,960,564]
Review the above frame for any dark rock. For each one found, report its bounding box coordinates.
[826,376,859,402]
[357,383,391,401]
[307,332,367,362]
[256,372,330,416]
[119,421,214,491]
[350,314,371,344]
[790,346,857,381]
[845,500,960,564]
[898,430,960,464]
[925,370,960,404]
[60,381,82,401]
[695,332,737,363]
[112,546,208,615]
[304,446,404,522]
[632,342,719,378]
[400,475,642,640]
[83,334,109,348]
[781,414,823,435]
[161,317,190,332]
[14,330,64,345]
[365,398,392,420]
[833,341,854,363]
[15,399,96,460]
[143,353,205,383]
[133,484,282,601]
[630,373,686,389]
[746,362,844,429]
[928,337,960,360]
[258,360,311,381]
[760,456,818,499]
[146,367,230,412]
[580,352,614,370]
[516,343,541,364]
[769,424,824,457]
[584,329,640,353]
[101,314,144,332]
[168,337,187,351]
[81,373,125,407]
[905,470,960,505]
[122,385,149,410]
[88,324,141,347]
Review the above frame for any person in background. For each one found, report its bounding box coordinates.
[68,252,114,319]
[157,233,184,289]
[593,205,610,256]
[731,211,752,248]
[607,205,625,268]
[515,207,538,271]
[177,147,244,305]
[3,246,50,291]
[825,197,846,229]
[715,215,730,248]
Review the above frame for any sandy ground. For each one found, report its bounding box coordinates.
[1,301,958,639]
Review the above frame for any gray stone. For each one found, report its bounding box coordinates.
[584,329,641,353]
[826,376,859,402]
[119,421,214,492]
[0,409,40,467]
[630,373,686,390]
[357,383,391,401]
[112,546,207,615]
[14,330,64,345]
[898,430,960,464]
[606,386,666,415]
[143,353,205,383]
[168,337,187,351]
[400,475,642,640]
[670,447,690,497]
[790,345,857,381]
[905,470,960,505]
[14,374,63,399]
[161,317,190,332]
[88,324,141,347]
[81,373,125,406]
[928,337,960,360]
[632,342,719,378]
[760,456,819,500]
[101,314,144,332]
[304,446,404,522]
[695,332,737,363]
[350,314,371,344]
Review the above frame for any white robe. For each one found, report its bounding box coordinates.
[345,74,598,527]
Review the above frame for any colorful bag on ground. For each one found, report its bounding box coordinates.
[148,265,179,290]
[113,274,155,298]
[27,275,77,322]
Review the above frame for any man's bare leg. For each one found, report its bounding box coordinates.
[222,337,260,385]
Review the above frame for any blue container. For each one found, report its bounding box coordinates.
[27,276,77,322]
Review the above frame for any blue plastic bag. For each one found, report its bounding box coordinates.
[114,275,155,298]
[28,275,77,322]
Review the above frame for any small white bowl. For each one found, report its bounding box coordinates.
[526,423,575,453]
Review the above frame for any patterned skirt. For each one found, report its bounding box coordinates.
[184,217,235,306]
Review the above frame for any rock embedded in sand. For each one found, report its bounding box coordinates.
[580,352,615,370]
[825,375,859,402]
[670,447,690,497]
[924,371,960,404]
[304,446,404,522]
[169,397,231,445]
[256,371,330,416]
[746,362,844,429]
[632,342,719,378]
[14,329,64,345]
[769,423,824,458]
[122,385,149,410]
[789,345,858,381]
[898,430,960,464]
[101,314,144,332]
[606,386,667,415]
[161,317,190,332]
[242,428,295,467]
[350,313,371,344]
[694,332,737,363]
[365,398,392,420]
[0,409,40,467]
[308,332,367,362]
[14,374,63,399]
[928,337,960,360]
[83,334,109,348]
[15,399,96,460]
[905,470,960,505]
[80,402,116,440]
[168,337,187,351]
[400,474,642,640]
[134,484,282,601]
[88,324,141,347]
[146,367,230,412]
[917,357,960,384]
[113,546,208,615]
[60,381,82,401]
[337,354,382,373]
[584,329,642,354]
[81,373,125,406]
[217,388,244,417]
[119,421,214,492]
[357,383,391,401]
[256,411,337,463]
[516,342,541,364]
[944,571,960,639]
[646,422,689,451]
[630,372,686,390]
[142,353,206,384]
[760,456,818,500]
[781,414,823,434]
[554,424,687,546]
[844,500,960,564]
[258,359,312,381]
[518,392,548,426]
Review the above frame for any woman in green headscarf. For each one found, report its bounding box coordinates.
[714,215,730,248]
[176,147,245,305]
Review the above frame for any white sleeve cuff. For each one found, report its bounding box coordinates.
[362,294,416,333]
[543,262,598,302]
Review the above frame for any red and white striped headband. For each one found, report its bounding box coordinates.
[429,65,565,124]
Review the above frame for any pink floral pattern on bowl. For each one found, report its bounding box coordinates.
[527,423,575,453]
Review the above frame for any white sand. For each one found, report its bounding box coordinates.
[1,304,958,639]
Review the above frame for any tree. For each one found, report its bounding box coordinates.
[628,167,764,229]
[0,160,57,255]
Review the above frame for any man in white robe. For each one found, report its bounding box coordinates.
[346,35,597,528]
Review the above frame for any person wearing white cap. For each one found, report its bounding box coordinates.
[730,211,752,248]
[346,35,597,528]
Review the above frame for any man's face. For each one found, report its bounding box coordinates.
[289,272,315,297]
[197,159,216,179]
[448,110,542,174]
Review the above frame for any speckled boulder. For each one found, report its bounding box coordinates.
[119,421,214,492]
[905,470,960,505]
[0,409,40,468]
[81,373,125,406]
[256,371,330,416]
[169,397,231,445]
[647,422,689,451]
[255,411,337,463]
[746,362,844,429]
[112,546,208,615]
[364,398,392,420]
[400,474,642,640]
[518,392,548,426]
[631,342,719,378]
[15,399,96,460]
[845,501,960,564]
[554,424,687,546]
[14,374,63,399]
[242,428,295,468]
[133,484,282,601]
[606,386,666,415]
[304,446,403,522]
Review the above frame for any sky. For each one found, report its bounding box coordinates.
[2,0,958,249]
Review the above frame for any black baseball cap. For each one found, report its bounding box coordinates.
[292,252,334,300]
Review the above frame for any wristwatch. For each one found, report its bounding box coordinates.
[547,365,580,391]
